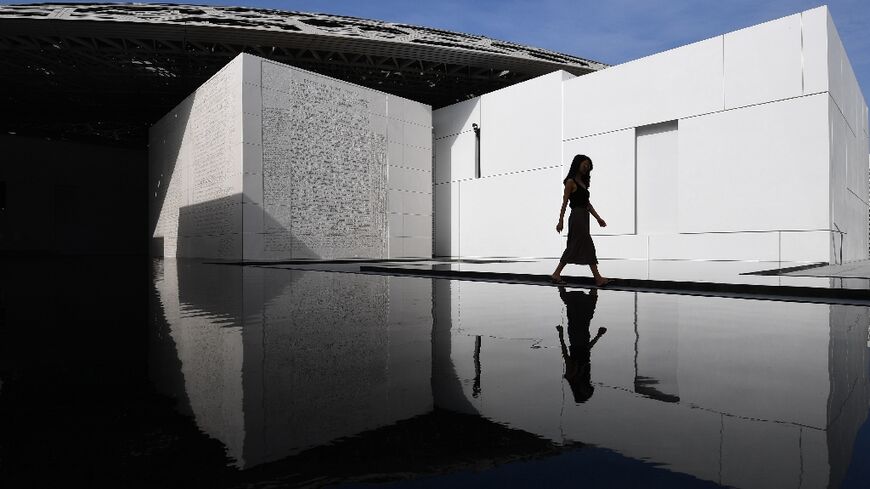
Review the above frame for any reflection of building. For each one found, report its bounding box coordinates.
[151,262,868,485]
[433,281,870,489]
[150,261,433,468]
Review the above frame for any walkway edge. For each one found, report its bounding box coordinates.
[359,266,870,305]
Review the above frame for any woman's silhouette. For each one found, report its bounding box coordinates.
[556,287,606,403]
[551,154,609,286]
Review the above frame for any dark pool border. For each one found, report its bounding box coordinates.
[741,262,830,276]
[207,257,536,266]
[359,265,870,305]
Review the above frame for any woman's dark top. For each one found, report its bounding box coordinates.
[566,177,589,209]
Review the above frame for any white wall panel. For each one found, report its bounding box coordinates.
[242,144,263,199]
[240,50,261,86]
[404,123,432,150]
[723,14,803,109]
[830,95,870,262]
[827,12,865,137]
[678,94,830,235]
[636,122,679,234]
[563,36,724,139]
[434,182,459,256]
[434,132,476,184]
[387,235,403,257]
[406,103,433,128]
[387,94,413,123]
[386,117,403,144]
[802,6,830,95]
[241,82,262,118]
[479,71,565,176]
[433,98,480,139]
[780,231,831,263]
[242,231,264,260]
[390,142,432,173]
[458,168,563,257]
[387,213,403,238]
[385,95,432,127]
[387,142,402,168]
[402,237,432,257]
[849,129,869,260]
[563,129,635,235]
[390,213,432,241]
[830,97,849,263]
[404,145,432,173]
[593,235,649,260]
[242,202,263,235]
[387,190,432,247]
[403,191,432,216]
[386,189,403,214]
[241,111,262,145]
[388,166,431,194]
[403,214,432,238]
[650,233,780,261]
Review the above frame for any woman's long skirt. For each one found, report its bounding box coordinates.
[560,207,598,265]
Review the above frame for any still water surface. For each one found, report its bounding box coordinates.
[145,260,870,488]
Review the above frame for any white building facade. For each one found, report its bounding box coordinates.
[150,7,867,264]
[433,6,869,264]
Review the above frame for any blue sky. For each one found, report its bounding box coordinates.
[44,1,870,102]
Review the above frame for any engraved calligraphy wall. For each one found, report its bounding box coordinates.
[253,57,433,260]
[150,53,432,260]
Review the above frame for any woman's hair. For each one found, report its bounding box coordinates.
[564,154,593,187]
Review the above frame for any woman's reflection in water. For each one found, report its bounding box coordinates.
[556,287,606,403]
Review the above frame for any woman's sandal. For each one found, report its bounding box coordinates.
[550,276,568,286]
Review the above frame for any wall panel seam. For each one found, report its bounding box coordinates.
[563,91,831,143]
[828,93,859,138]
[434,128,475,141]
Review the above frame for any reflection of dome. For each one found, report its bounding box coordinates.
[0,3,607,145]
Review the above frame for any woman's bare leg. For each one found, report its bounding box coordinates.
[551,261,567,281]
[590,264,609,286]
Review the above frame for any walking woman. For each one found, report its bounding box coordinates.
[551,154,610,286]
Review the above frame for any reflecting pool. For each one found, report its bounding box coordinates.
[145,260,870,488]
[2,258,869,488]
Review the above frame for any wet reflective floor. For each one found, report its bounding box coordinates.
[2,257,870,488]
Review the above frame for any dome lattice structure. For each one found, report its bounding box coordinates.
[0,3,606,145]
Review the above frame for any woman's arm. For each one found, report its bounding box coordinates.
[589,327,607,349]
[556,181,574,233]
[587,202,607,227]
